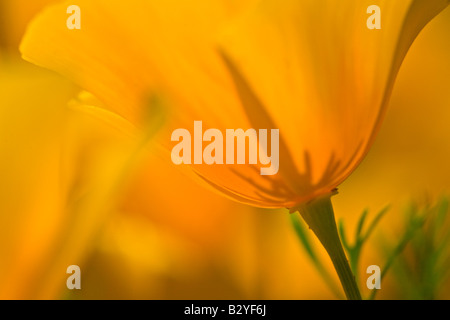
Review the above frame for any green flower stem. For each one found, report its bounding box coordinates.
[295,195,362,300]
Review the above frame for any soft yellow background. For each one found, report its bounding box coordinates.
[0,1,449,299]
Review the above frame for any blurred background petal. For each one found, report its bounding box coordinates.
[0,1,449,300]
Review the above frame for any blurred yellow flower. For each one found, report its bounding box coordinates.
[0,60,74,299]
[20,0,449,209]
[0,59,154,299]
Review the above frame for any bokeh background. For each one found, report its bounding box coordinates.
[0,0,449,299]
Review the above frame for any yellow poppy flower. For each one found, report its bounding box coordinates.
[20,0,449,209]
[20,0,449,299]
